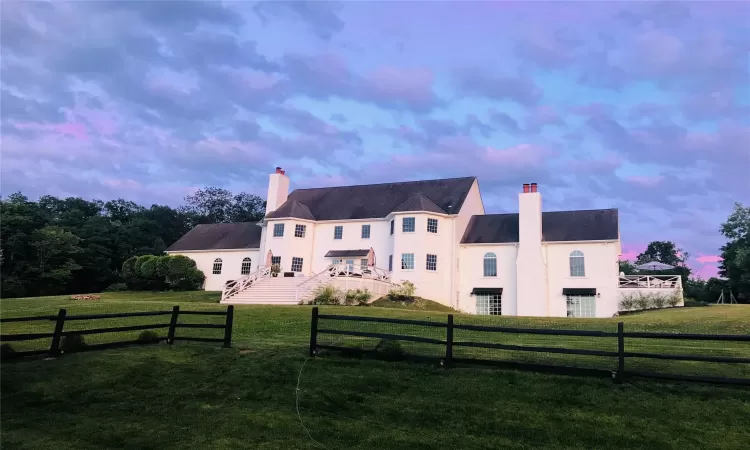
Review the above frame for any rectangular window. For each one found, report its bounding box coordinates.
[273,223,284,237]
[483,256,497,277]
[332,259,342,265]
[271,256,281,266]
[291,257,303,272]
[427,218,438,234]
[361,224,371,239]
[345,259,354,271]
[401,253,414,270]
[390,220,394,235]
[402,217,415,232]
[334,225,343,240]
[388,255,393,271]
[294,224,306,238]
[476,294,502,315]
[566,295,596,318]
[426,254,437,271]
[360,258,368,268]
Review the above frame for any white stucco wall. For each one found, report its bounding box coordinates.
[452,180,486,309]
[457,244,518,314]
[264,219,316,275]
[544,241,620,318]
[310,219,392,274]
[390,213,455,304]
[167,249,260,291]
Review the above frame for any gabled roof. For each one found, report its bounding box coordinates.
[166,223,262,251]
[461,209,619,244]
[265,176,475,221]
[391,193,446,214]
[265,199,315,220]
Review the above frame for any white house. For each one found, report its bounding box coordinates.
[167,167,682,317]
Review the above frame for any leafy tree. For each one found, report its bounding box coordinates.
[30,226,83,295]
[181,187,265,225]
[618,260,637,275]
[719,202,750,301]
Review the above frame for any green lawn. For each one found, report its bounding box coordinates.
[2,294,750,449]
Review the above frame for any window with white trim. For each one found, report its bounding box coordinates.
[401,253,414,270]
[427,218,438,234]
[388,255,393,271]
[483,252,497,277]
[345,259,354,271]
[566,295,596,317]
[294,224,306,238]
[402,217,415,232]
[361,224,370,239]
[334,225,343,240]
[271,256,281,266]
[569,250,585,277]
[291,257,303,272]
[332,259,342,265]
[390,220,394,235]
[273,223,284,237]
[360,258,368,268]
[241,257,252,275]
[426,254,437,271]
[212,258,223,275]
[476,294,502,315]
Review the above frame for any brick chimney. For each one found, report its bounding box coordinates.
[266,166,290,214]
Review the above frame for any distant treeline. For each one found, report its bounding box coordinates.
[0,188,265,298]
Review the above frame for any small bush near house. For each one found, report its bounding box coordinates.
[137,330,161,344]
[343,288,373,306]
[387,281,417,303]
[684,298,710,307]
[60,334,87,353]
[311,284,343,305]
[619,291,684,312]
[667,290,683,307]
[104,282,128,292]
[373,339,404,361]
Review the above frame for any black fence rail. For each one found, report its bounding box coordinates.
[309,308,750,386]
[1,305,234,360]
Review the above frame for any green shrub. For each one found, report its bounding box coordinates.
[634,294,652,311]
[684,298,709,307]
[311,284,342,305]
[343,289,357,306]
[668,290,683,307]
[61,334,87,353]
[1,343,16,359]
[354,288,372,305]
[652,295,667,309]
[374,339,404,361]
[164,255,204,291]
[387,281,417,303]
[137,330,161,344]
[138,255,159,279]
[104,282,128,292]
[122,256,138,278]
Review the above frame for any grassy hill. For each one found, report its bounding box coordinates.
[2,294,749,449]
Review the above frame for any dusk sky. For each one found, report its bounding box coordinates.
[1,1,749,278]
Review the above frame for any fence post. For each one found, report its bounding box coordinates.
[309,307,319,357]
[616,321,625,383]
[445,314,454,367]
[223,305,234,348]
[167,305,180,345]
[49,308,67,356]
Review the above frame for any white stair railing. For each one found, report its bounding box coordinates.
[221,265,271,302]
[295,263,395,304]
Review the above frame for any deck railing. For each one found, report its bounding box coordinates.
[618,275,682,289]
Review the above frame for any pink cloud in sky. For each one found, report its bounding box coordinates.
[363,66,436,107]
[13,121,89,140]
[623,175,664,188]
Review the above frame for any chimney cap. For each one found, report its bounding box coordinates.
[522,183,530,193]
[530,182,538,193]
[275,167,282,173]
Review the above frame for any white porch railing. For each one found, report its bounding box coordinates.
[221,265,271,302]
[618,275,682,289]
[295,263,394,304]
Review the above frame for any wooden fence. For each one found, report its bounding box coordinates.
[0,305,233,360]
[309,308,750,386]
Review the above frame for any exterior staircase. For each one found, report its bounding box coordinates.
[221,276,305,305]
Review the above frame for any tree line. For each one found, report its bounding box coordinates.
[618,203,750,304]
[0,188,266,298]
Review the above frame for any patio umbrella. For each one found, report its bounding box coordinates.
[635,261,675,271]
[368,248,375,267]
[266,250,273,266]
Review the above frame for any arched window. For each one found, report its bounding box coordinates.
[569,250,585,277]
[483,252,497,277]
[212,258,223,275]
[241,257,252,275]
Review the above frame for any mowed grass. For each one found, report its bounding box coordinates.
[2,294,750,449]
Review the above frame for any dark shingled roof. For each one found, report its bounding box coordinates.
[166,223,262,251]
[324,249,371,257]
[461,209,619,244]
[265,177,475,220]
[391,193,446,214]
[267,199,315,221]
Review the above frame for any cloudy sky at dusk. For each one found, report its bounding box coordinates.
[1,1,748,278]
